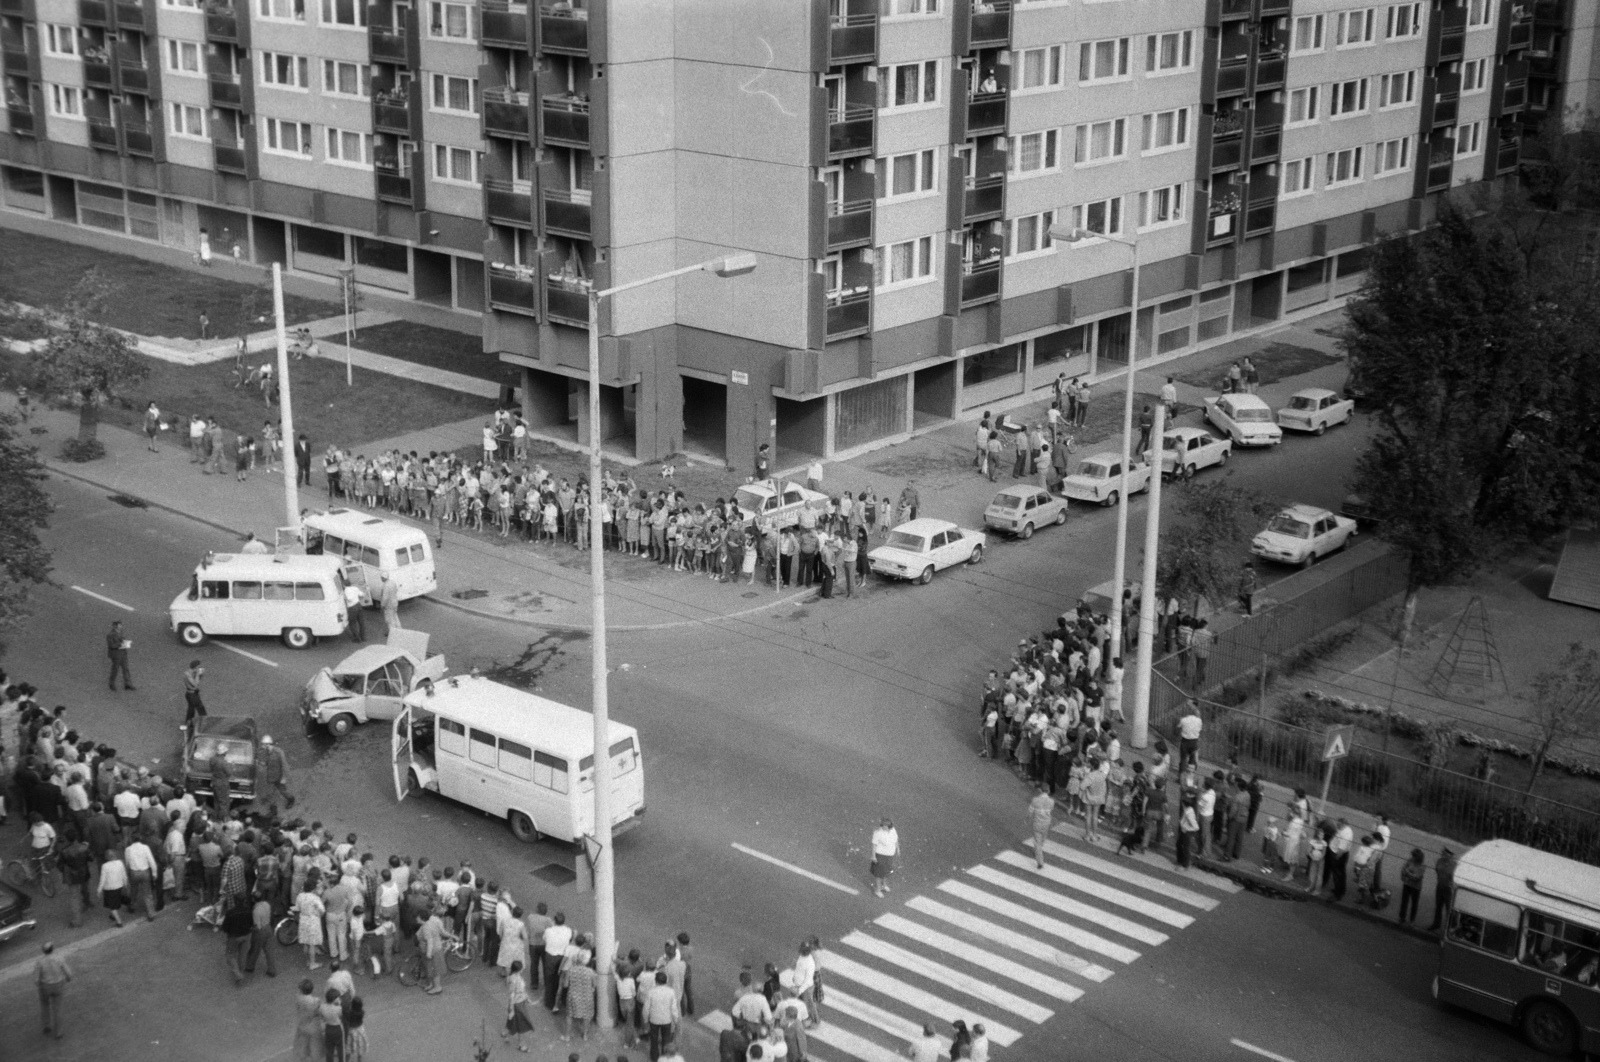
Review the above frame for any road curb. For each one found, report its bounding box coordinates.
[1192,854,1441,943]
[45,460,251,542]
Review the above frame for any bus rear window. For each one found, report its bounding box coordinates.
[579,738,638,775]
[395,548,412,567]
[1449,888,1521,957]
[409,544,426,562]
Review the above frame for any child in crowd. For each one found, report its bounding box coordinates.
[1259,816,1281,875]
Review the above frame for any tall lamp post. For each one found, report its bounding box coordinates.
[271,263,299,534]
[585,253,757,1026]
[1049,224,1142,741]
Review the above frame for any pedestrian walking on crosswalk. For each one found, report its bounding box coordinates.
[1028,787,1054,869]
[870,820,899,899]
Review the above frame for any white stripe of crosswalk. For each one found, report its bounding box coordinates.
[906,894,1115,982]
[825,988,955,1055]
[806,1017,913,1062]
[995,851,1195,928]
[818,950,1023,1045]
[875,912,1084,1002]
[1042,834,1221,909]
[842,932,1055,1023]
[965,865,1169,948]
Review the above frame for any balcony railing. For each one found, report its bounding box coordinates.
[1508,20,1533,50]
[825,287,870,339]
[963,175,1004,221]
[7,103,34,135]
[372,89,412,133]
[1258,0,1290,13]
[205,6,239,41]
[541,93,589,146]
[480,0,528,46]
[1216,61,1249,95]
[1432,96,1459,127]
[1426,158,1452,192]
[485,179,535,226]
[1254,99,1284,129]
[0,0,24,14]
[88,116,119,150]
[213,137,247,173]
[827,102,874,158]
[1251,129,1280,161]
[1497,139,1521,173]
[0,39,26,70]
[1210,137,1243,170]
[209,76,243,108]
[375,166,412,204]
[1436,71,1462,97]
[117,47,150,93]
[113,0,144,27]
[84,57,114,89]
[1255,54,1285,89]
[826,198,872,250]
[489,265,541,317]
[483,89,531,138]
[369,26,408,64]
[123,120,152,155]
[1439,32,1465,62]
[966,91,1006,135]
[1211,110,1246,138]
[829,13,876,63]
[1244,202,1276,235]
[1501,81,1527,112]
[1207,204,1240,244]
[539,4,589,55]
[961,258,1001,305]
[970,1,1011,48]
[545,277,590,325]
[79,0,108,24]
[543,188,592,237]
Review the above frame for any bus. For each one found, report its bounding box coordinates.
[1435,839,1600,1056]
[391,675,645,844]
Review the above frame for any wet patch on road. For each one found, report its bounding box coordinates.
[482,632,585,690]
[109,493,148,508]
[451,588,489,600]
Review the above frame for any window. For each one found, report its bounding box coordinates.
[260,52,310,90]
[431,74,476,114]
[1447,889,1520,957]
[875,236,934,288]
[1282,157,1316,197]
[231,581,262,600]
[1072,119,1125,165]
[200,580,229,599]
[163,0,198,6]
[1288,86,1319,125]
[878,60,939,109]
[1329,78,1370,117]
[1461,58,1488,94]
[1379,70,1417,108]
[883,0,938,13]
[257,0,306,20]
[436,717,466,756]
[262,117,313,157]
[1071,197,1122,238]
[1386,3,1423,38]
[497,738,533,781]
[1137,183,1186,229]
[468,728,496,767]
[1325,146,1364,187]
[1145,31,1193,74]
[169,102,207,139]
[1456,120,1483,157]
[1290,14,1325,55]
[293,582,325,600]
[1141,108,1190,153]
[1009,129,1061,174]
[1336,8,1376,47]
[532,750,568,793]
[1467,0,1493,29]
[44,25,76,57]
[429,1,469,37]
[1078,38,1130,83]
[1374,136,1412,176]
[1012,46,1064,91]
[325,127,371,165]
[323,60,370,98]
[1004,211,1055,259]
[321,0,365,26]
[432,144,479,184]
[48,84,81,118]
[165,40,201,74]
[876,149,936,199]
[1519,911,1600,985]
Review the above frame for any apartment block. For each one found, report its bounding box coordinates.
[0,0,1586,468]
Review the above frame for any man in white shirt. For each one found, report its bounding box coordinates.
[122,837,158,921]
[112,788,140,843]
[164,814,189,900]
[805,459,824,492]
[1177,703,1203,771]
[908,1024,941,1062]
[1160,376,1178,420]
[969,1025,990,1062]
[541,914,574,1009]
[791,942,818,1026]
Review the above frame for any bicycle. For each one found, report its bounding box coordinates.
[4,849,59,897]
[395,936,475,986]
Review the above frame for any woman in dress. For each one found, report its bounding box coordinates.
[504,960,535,1052]
[563,950,598,1042]
[497,904,529,975]
[344,996,369,1062]
[870,818,899,899]
[296,878,327,970]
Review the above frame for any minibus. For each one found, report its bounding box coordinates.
[391,676,645,844]
[169,553,351,649]
[302,509,437,602]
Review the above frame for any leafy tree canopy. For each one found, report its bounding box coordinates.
[0,413,53,656]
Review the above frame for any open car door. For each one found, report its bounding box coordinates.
[391,705,412,802]
[343,563,373,607]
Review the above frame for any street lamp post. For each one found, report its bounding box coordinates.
[584,253,757,1027]
[271,263,299,534]
[1131,402,1164,749]
[1049,224,1142,740]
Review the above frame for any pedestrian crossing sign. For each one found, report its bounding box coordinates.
[1323,725,1355,761]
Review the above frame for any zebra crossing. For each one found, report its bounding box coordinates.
[703,823,1241,1061]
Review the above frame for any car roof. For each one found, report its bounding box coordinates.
[891,518,958,535]
[404,675,635,759]
[330,645,409,675]
[1290,387,1339,400]
[1221,393,1272,409]
[991,487,1038,500]
[1279,504,1334,521]
[193,716,258,739]
[196,553,343,577]
[1077,452,1122,463]
[1165,427,1210,439]
[304,509,429,546]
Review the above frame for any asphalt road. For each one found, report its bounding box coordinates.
[0,414,1549,1062]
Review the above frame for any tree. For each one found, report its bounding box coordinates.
[28,269,148,459]
[1520,643,1600,800]
[1155,478,1276,615]
[0,412,53,657]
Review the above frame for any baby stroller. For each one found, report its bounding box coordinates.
[191,902,225,932]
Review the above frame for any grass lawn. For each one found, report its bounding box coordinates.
[1174,340,1341,391]
[0,229,336,339]
[353,319,521,388]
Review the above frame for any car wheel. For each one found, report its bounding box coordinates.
[1103,490,1119,508]
[968,545,984,565]
[1019,523,1034,540]
[1182,464,1196,480]
[508,810,540,844]
[1315,422,1327,436]
[178,623,206,647]
[406,769,421,795]
[1521,1000,1578,1056]
[328,714,357,738]
[918,566,934,585]
[1218,449,1230,465]
[1301,551,1317,570]
[1343,408,1355,425]
[282,627,312,650]
[1054,509,1067,526]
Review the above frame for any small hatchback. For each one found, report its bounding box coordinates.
[983,486,1069,539]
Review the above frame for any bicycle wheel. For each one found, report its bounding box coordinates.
[2,861,28,890]
[445,940,475,973]
[396,954,421,987]
[276,918,299,947]
[38,864,57,898]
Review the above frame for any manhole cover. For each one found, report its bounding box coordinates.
[742,592,759,599]
[530,863,576,886]
[451,589,489,600]
[109,494,148,508]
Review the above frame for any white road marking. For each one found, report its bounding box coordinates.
[71,585,136,612]
[995,851,1194,928]
[214,642,280,668]
[1232,1039,1301,1062]
[842,931,1055,1023]
[818,951,1022,1045]
[699,1010,733,1033]
[1041,835,1220,909]
[907,894,1114,982]
[966,866,1167,948]
[807,1016,919,1062]
[729,842,860,895]
[875,912,1084,1002]
[824,988,954,1054]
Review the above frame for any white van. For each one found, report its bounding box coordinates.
[391,675,646,844]
[168,553,351,649]
[301,509,437,602]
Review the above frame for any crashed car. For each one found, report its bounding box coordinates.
[301,629,447,738]
[181,716,258,806]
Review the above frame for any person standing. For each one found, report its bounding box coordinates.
[901,484,919,523]
[164,812,189,901]
[183,660,207,732]
[1428,848,1457,932]
[106,621,134,691]
[59,835,91,927]
[1176,795,1199,868]
[294,434,313,488]
[320,988,346,1062]
[34,942,72,1039]
[378,573,400,634]
[1028,786,1054,869]
[1195,779,1216,858]
[247,895,279,977]
[754,443,770,482]
[1371,813,1392,892]
[259,735,293,812]
[1176,702,1202,771]
[1136,405,1154,454]
[209,747,233,811]
[1082,760,1108,843]
[294,979,322,1061]
[870,818,899,898]
[975,414,991,472]
[1074,379,1090,427]
[1189,620,1214,689]
[1160,376,1178,421]
[1397,848,1426,925]
[1328,818,1354,901]
[506,960,536,1051]
[1238,562,1258,616]
[208,420,228,475]
[223,901,255,984]
[124,834,158,921]
[343,578,366,642]
[143,402,161,452]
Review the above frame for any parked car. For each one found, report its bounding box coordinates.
[181,716,259,807]
[983,486,1069,539]
[1251,504,1359,568]
[0,879,36,949]
[1151,427,1232,479]
[1204,393,1283,447]
[733,480,829,530]
[1276,387,1355,435]
[1060,452,1153,507]
[868,518,986,584]
[302,629,447,738]
[1340,493,1379,527]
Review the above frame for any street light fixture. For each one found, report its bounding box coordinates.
[584,253,757,1027]
[1048,223,1146,746]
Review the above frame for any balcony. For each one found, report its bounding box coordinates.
[375,166,412,204]
[7,103,34,135]
[88,117,119,150]
[122,120,152,155]
[969,1,1010,48]
[485,179,534,227]
[79,0,108,24]
[829,13,876,63]
[1207,202,1240,246]
[1508,20,1533,50]
[1211,110,1246,139]
[963,175,1004,221]
[1432,96,1459,128]
[541,93,589,147]
[1210,137,1243,171]
[480,0,528,46]
[213,137,247,173]
[204,4,238,41]
[966,91,1006,136]
[828,102,874,158]
[0,36,25,71]
[84,56,114,90]
[543,188,591,238]
[1215,61,1249,96]
[369,26,408,64]
[539,4,588,55]
[961,259,1000,305]
[372,88,412,134]
[114,0,144,26]
[483,89,531,139]
[1219,0,1252,16]
[116,48,150,93]
[1254,53,1285,89]
[1501,81,1527,113]
[209,76,243,108]
[1251,129,1280,161]
[1254,99,1284,129]
[826,198,872,250]
[1496,136,1521,173]
[489,265,541,317]
[825,287,870,339]
[1426,157,1452,192]
[1439,32,1464,62]
[0,0,23,13]
[1258,0,1290,13]
[1245,202,1275,235]
[545,277,589,325]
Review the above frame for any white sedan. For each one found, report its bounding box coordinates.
[1252,504,1358,568]
[1205,393,1283,447]
[1060,452,1152,507]
[1151,427,1232,479]
[983,486,1069,539]
[868,518,986,584]
[1276,387,1355,435]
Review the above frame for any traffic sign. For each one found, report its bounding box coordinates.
[1323,725,1355,762]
